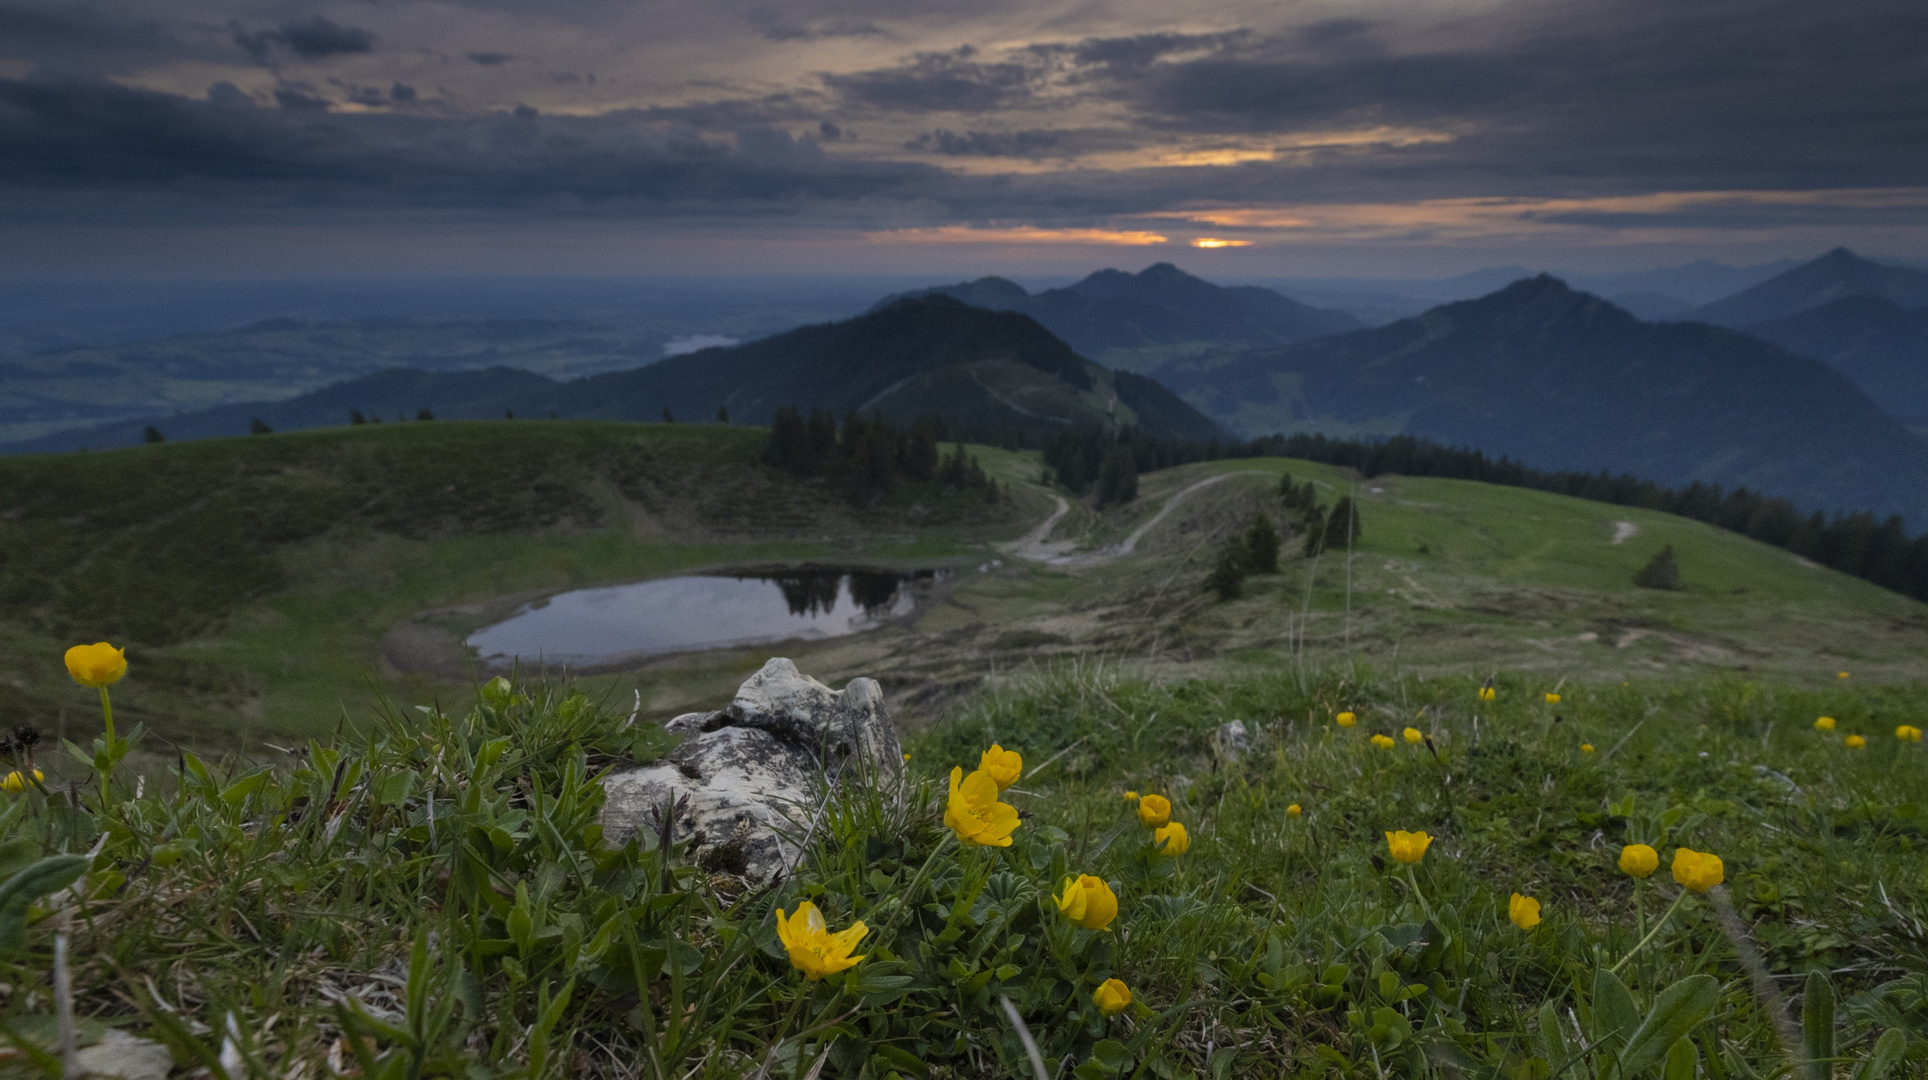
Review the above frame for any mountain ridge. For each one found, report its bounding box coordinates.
[1689,248,1928,327]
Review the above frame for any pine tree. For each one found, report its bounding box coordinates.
[249,417,272,435]
[1634,545,1680,590]
[1207,543,1246,600]
[349,409,366,425]
[416,407,435,421]
[661,407,674,423]
[143,425,165,444]
[716,405,729,423]
[1323,496,1360,551]
[1244,513,1279,573]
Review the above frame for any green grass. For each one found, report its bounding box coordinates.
[3,664,1924,1078]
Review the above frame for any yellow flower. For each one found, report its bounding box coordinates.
[1385,830,1431,864]
[1544,692,1561,704]
[1672,848,1724,892]
[1286,803,1302,817]
[774,901,867,980]
[1618,844,1659,878]
[1093,978,1131,1016]
[1136,794,1171,828]
[1477,684,1496,702]
[945,767,1020,847]
[1814,716,1836,731]
[1509,893,1542,929]
[1845,734,1866,749]
[1055,875,1119,930]
[1402,727,1423,745]
[1838,671,1850,679]
[1581,743,1596,754]
[1153,821,1189,856]
[1335,711,1357,728]
[1370,734,1395,750]
[978,744,1022,790]
[1896,725,1923,743]
[1123,790,1139,802]
[903,752,911,762]
[1,769,44,793]
[64,642,127,688]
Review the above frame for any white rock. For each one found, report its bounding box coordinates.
[600,658,902,881]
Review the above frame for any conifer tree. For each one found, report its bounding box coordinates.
[1634,545,1680,590]
[1208,543,1246,600]
[1323,496,1360,551]
[1244,513,1279,573]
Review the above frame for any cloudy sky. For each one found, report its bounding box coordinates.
[3,0,1925,278]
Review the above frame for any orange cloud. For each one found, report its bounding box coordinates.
[868,225,1170,245]
[1189,238,1253,248]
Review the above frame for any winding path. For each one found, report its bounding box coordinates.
[1005,470,1268,567]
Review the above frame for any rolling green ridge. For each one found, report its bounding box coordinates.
[3,420,1923,761]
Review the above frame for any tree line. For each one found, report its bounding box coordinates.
[761,407,999,506]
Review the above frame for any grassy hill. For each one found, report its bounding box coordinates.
[4,417,1922,757]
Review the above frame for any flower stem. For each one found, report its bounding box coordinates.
[98,686,116,745]
[874,833,954,943]
[1404,866,1436,923]
[1610,887,1688,974]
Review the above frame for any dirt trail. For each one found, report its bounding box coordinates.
[1006,471,1266,567]
[1611,521,1640,545]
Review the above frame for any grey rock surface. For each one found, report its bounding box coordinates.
[601,658,902,881]
[1213,720,1251,758]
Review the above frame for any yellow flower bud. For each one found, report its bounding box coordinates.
[1335,711,1357,727]
[1544,692,1561,704]
[1838,671,1850,679]
[944,767,1020,847]
[1402,727,1423,744]
[1123,791,1139,802]
[1385,829,1431,864]
[1896,725,1922,743]
[1478,684,1496,702]
[1152,821,1189,856]
[1845,734,1866,749]
[1370,734,1395,749]
[1093,978,1131,1016]
[1286,803,1302,817]
[1672,848,1724,892]
[64,642,127,688]
[1136,794,1171,828]
[977,744,1022,789]
[1581,743,1595,754]
[1509,893,1541,929]
[1814,716,1836,731]
[1,769,44,793]
[1055,875,1118,931]
[1618,843,1659,878]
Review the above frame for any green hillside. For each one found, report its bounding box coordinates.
[2,419,1921,756]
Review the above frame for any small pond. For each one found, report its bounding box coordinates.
[467,567,943,667]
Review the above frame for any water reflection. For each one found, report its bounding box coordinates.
[467,567,942,667]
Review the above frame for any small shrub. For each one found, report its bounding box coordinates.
[1635,544,1681,589]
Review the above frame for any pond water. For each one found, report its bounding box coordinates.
[467,568,940,667]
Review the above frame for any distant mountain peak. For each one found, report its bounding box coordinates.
[1689,247,1928,327]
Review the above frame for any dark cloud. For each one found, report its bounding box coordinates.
[390,83,416,103]
[467,51,513,66]
[822,46,1040,113]
[233,16,375,65]
[906,128,1074,158]
[746,9,887,42]
[271,83,332,111]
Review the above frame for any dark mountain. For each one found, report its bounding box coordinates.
[1165,276,1928,521]
[8,296,1221,452]
[1689,248,1928,327]
[881,263,1361,372]
[1747,295,1928,427]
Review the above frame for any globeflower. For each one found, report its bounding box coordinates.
[1385,830,1431,864]
[774,901,867,980]
[1093,979,1131,1015]
[1153,821,1189,856]
[1286,803,1302,817]
[1402,727,1423,745]
[1055,875,1118,930]
[1845,735,1866,749]
[1509,893,1542,929]
[977,744,1022,789]
[1814,716,1836,732]
[1545,692,1561,704]
[1,770,44,793]
[1477,683,1496,702]
[1618,844,1659,878]
[1370,734,1395,750]
[1123,790,1139,802]
[945,767,1020,847]
[1672,848,1724,892]
[1136,794,1171,828]
[1335,711,1357,728]
[1581,743,1596,754]
[64,642,127,688]
[1897,725,1923,743]
[1838,671,1850,679]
